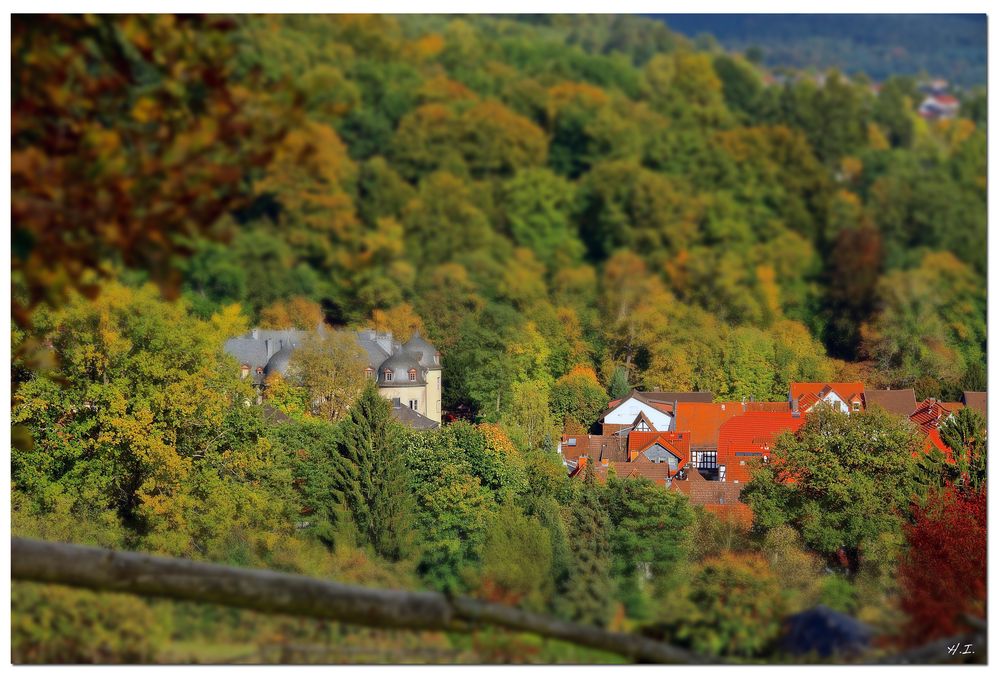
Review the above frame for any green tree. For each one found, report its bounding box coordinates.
[478,503,554,610]
[285,327,367,422]
[550,365,610,429]
[601,475,694,620]
[404,428,497,592]
[607,365,631,401]
[743,406,921,569]
[559,465,614,626]
[501,168,584,269]
[677,553,785,658]
[336,383,415,561]
[937,407,987,491]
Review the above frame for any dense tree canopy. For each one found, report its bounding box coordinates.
[10,13,986,663]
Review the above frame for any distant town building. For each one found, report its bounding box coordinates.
[918,94,960,120]
[560,379,987,524]
[224,327,442,428]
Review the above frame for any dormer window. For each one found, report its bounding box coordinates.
[408,368,417,382]
[241,365,250,379]
[365,367,374,379]
[852,402,861,412]
[255,367,264,376]
[383,369,393,382]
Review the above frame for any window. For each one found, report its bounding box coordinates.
[696,451,717,469]
[566,438,577,446]
[718,465,727,482]
[852,401,861,412]
[383,369,393,381]
[408,368,417,382]
[409,399,418,410]
[256,367,264,375]
[365,367,374,379]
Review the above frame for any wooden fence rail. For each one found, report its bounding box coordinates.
[11,538,985,664]
[11,538,709,664]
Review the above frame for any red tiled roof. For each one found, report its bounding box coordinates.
[934,94,959,105]
[560,434,627,463]
[583,459,673,486]
[673,402,744,449]
[671,469,753,526]
[909,399,959,435]
[717,412,807,484]
[744,401,791,413]
[797,393,820,411]
[790,382,865,405]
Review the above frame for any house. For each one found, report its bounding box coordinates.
[598,389,713,435]
[716,412,807,485]
[790,382,865,415]
[910,398,963,435]
[862,388,917,417]
[673,401,791,481]
[918,94,959,120]
[673,402,744,480]
[567,429,691,486]
[224,327,442,427]
[908,397,963,457]
[910,391,987,458]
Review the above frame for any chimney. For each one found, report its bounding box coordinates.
[791,397,800,417]
[251,328,259,339]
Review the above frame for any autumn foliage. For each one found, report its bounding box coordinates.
[898,485,987,644]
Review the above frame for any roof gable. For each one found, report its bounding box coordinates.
[790,382,865,404]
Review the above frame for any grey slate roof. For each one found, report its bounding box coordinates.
[225,327,440,392]
[224,329,306,384]
[356,329,394,370]
[403,331,441,370]
[377,349,426,386]
[390,402,439,430]
[264,345,294,377]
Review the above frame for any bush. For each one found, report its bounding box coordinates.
[677,552,785,658]
[12,583,168,663]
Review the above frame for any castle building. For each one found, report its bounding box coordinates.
[224,327,442,428]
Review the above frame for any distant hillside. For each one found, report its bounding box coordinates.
[653,14,987,87]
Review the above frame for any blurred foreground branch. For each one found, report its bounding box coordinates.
[11,538,706,664]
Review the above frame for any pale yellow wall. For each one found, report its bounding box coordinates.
[378,384,428,417]
[425,369,442,423]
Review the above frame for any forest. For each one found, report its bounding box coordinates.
[10,14,987,663]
